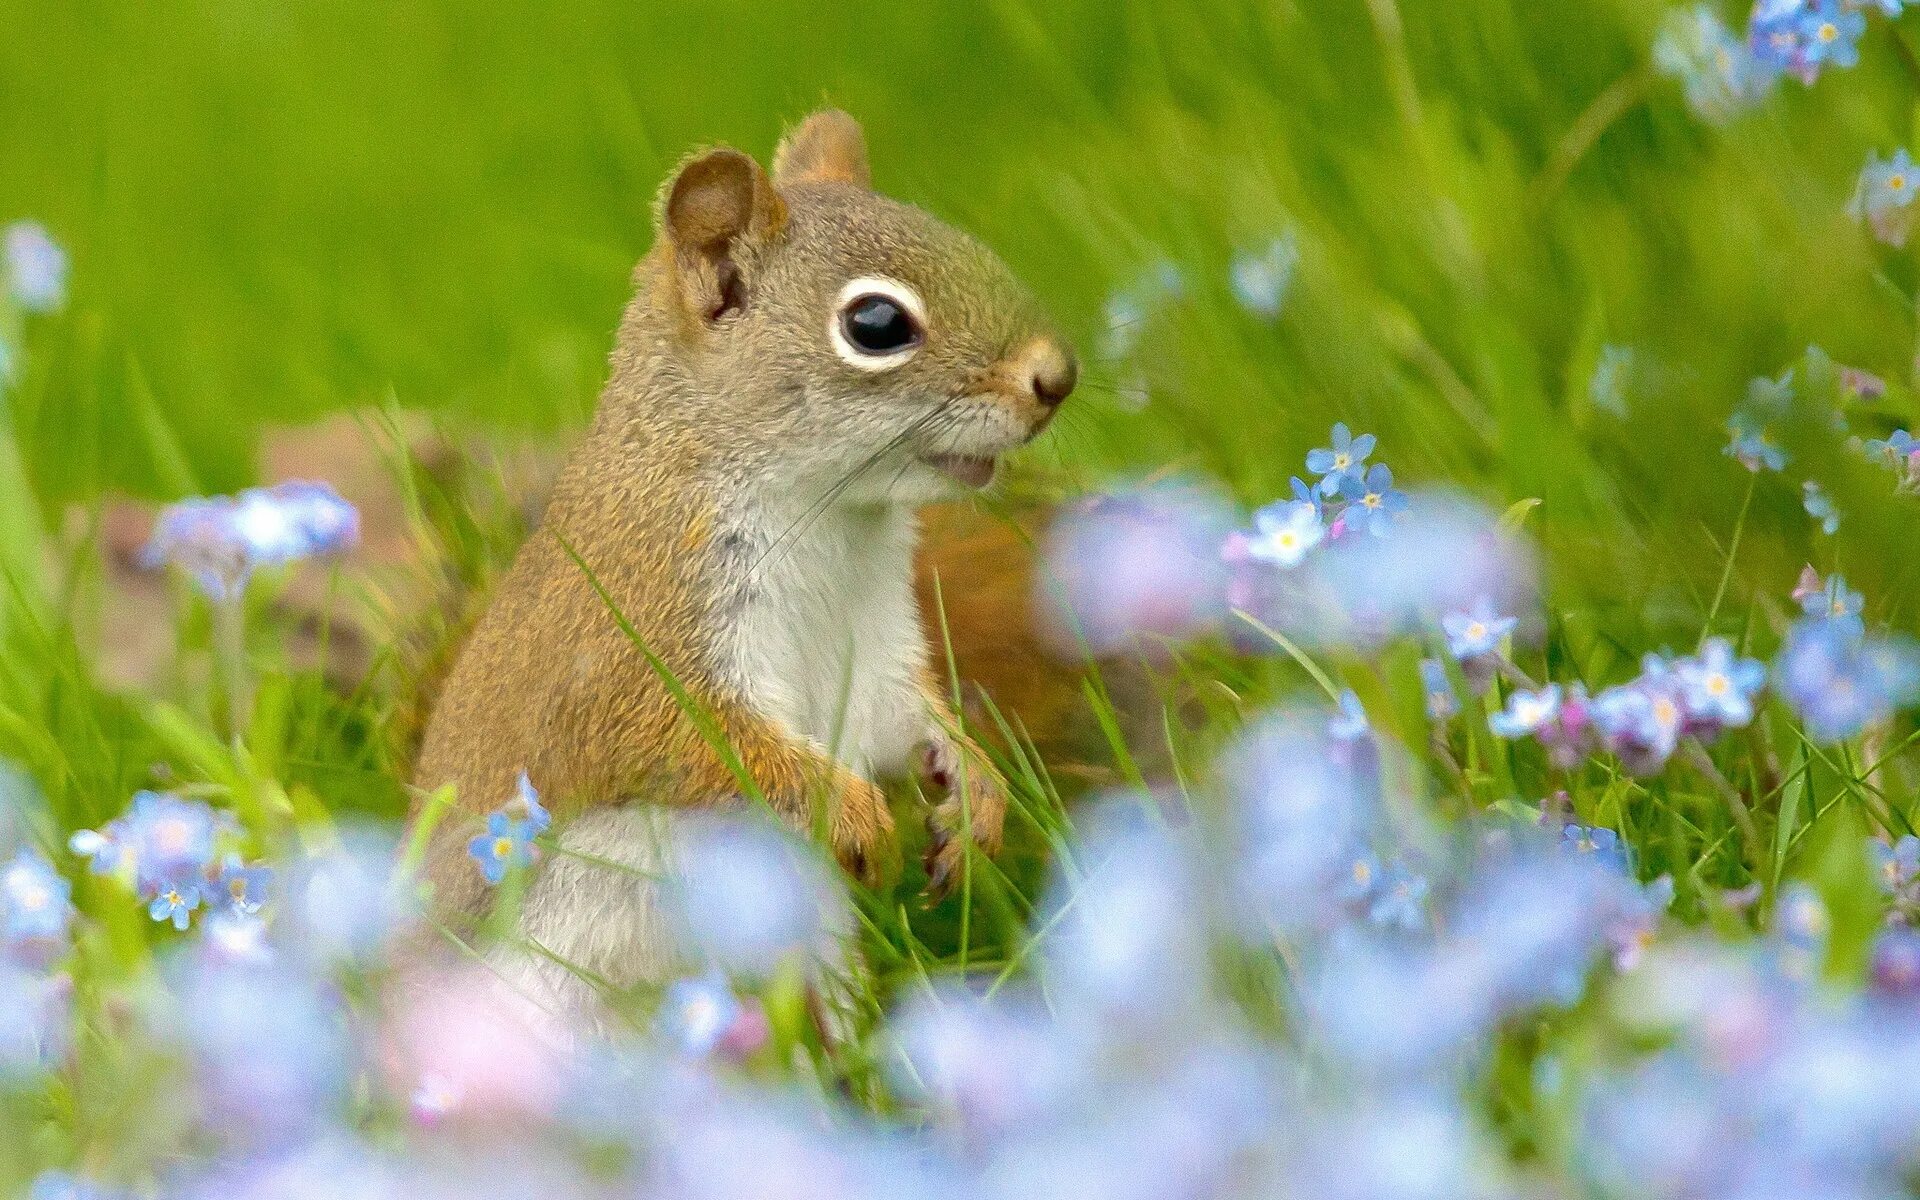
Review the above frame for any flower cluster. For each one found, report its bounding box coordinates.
[142,480,360,601]
[1750,0,1894,84]
[1655,0,1903,124]
[1222,421,1408,586]
[1653,5,1777,123]
[68,792,269,932]
[1776,571,1920,740]
[1477,637,1766,774]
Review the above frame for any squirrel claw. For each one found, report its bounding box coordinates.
[922,827,957,903]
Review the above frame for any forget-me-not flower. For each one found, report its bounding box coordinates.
[1489,685,1564,739]
[1244,498,1325,568]
[1306,423,1376,496]
[1676,638,1767,728]
[1442,598,1516,661]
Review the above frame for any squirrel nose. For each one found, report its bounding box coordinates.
[1029,344,1078,409]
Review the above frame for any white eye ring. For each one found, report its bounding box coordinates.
[829,275,927,372]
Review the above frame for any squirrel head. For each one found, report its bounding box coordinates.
[625,109,1076,503]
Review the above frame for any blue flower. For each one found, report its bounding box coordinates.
[1420,657,1460,721]
[1559,823,1630,875]
[121,792,220,894]
[1489,684,1563,739]
[664,812,848,979]
[66,825,127,876]
[1675,637,1767,728]
[1773,881,1830,952]
[1244,498,1324,568]
[1797,2,1866,69]
[1589,345,1635,416]
[1653,6,1775,123]
[1872,926,1920,998]
[1870,834,1920,897]
[1801,480,1840,535]
[1856,152,1919,219]
[1750,0,1810,74]
[508,771,551,835]
[1227,233,1298,320]
[1305,423,1376,495]
[1442,598,1516,660]
[657,971,755,1057]
[142,481,360,600]
[1365,860,1431,933]
[211,855,272,915]
[1775,616,1916,741]
[1337,463,1409,536]
[3,222,67,313]
[1327,689,1370,742]
[0,849,72,953]
[147,880,202,931]
[467,811,538,885]
[1336,851,1383,904]
[1864,428,1917,472]
[1725,412,1787,472]
[1798,572,1866,639]
[1591,678,1685,774]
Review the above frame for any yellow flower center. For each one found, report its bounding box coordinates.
[1706,675,1729,696]
[1653,697,1679,727]
[1465,621,1487,642]
[1362,493,1381,509]
[1818,22,1838,43]
[493,837,514,859]
[1332,453,1350,470]
[1893,174,1909,192]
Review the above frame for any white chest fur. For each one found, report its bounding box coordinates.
[716,500,929,780]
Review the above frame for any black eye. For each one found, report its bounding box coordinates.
[840,293,921,355]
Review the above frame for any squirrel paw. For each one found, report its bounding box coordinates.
[828,775,896,888]
[920,737,1007,902]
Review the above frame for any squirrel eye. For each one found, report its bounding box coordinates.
[840,294,922,356]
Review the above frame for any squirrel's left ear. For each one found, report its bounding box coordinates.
[659,147,787,324]
[773,109,871,189]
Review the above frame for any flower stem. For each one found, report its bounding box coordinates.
[212,592,252,743]
[1682,737,1761,871]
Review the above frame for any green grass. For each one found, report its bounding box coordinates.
[5,0,1920,1188]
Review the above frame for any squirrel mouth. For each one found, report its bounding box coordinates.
[921,453,998,488]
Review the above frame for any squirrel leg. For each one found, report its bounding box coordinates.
[916,686,1009,901]
[695,709,897,887]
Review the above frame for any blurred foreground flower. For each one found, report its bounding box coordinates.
[1228,232,1298,319]
[663,811,849,979]
[1038,481,1233,657]
[4,220,67,313]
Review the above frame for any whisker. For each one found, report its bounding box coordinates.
[745,399,958,582]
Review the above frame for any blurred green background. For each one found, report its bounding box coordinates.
[4,0,1919,648]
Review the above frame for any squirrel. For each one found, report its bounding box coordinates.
[408,109,1076,1012]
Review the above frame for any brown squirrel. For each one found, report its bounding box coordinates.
[409,110,1075,1010]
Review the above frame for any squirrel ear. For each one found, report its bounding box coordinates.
[772,109,871,189]
[659,148,787,322]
